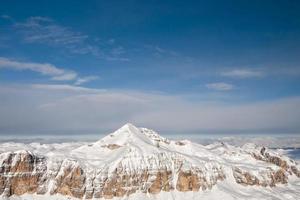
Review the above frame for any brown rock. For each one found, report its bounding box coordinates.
[271,169,288,185]
[84,188,94,199]
[176,171,201,192]
[233,167,260,186]
[0,151,46,197]
[10,174,39,195]
[101,144,122,150]
[0,176,5,194]
[233,167,288,187]
[253,148,288,170]
[175,141,186,146]
[54,165,86,198]
[148,171,172,194]
[291,166,300,177]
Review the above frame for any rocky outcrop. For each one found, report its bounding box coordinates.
[0,150,226,199]
[233,167,288,187]
[271,169,288,185]
[233,167,260,186]
[176,171,201,191]
[92,169,148,198]
[88,166,225,198]
[232,146,299,187]
[51,161,86,198]
[0,151,47,196]
[101,144,122,150]
[252,147,288,169]
[148,170,173,194]
[251,147,300,178]
[291,166,300,177]
[176,168,225,192]
[175,141,186,146]
[85,168,173,199]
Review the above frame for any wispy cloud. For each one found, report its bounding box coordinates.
[74,76,99,85]
[52,73,78,81]
[206,82,234,91]
[0,57,99,84]
[0,57,77,81]
[32,84,104,93]
[16,17,88,45]
[9,16,128,61]
[144,44,192,61]
[221,69,264,78]
[1,14,14,22]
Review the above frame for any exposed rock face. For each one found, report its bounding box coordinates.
[0,151,225,199]
[176,171,202,191]
[92,169,150,198]
[175,141,186,146]
[0,151,47,196]
[251,146,300,178]
[233,167,260,186]
[101,144,122,150]
[233,167,288,187]
[291,166,300,177]
[148,170,173,194]
[230,145,300,187]
[51,161,86,198]
[253,147,288,170]
[86,166,224,198]
[176,168,225,192]
[271,169,288,185]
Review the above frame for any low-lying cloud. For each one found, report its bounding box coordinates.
[0,84,299,135]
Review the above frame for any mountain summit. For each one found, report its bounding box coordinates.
[0,124,300,199]
[95,123,159,146]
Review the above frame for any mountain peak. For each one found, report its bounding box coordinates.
[94,123,153,147]
[113,123,142,138]
[91,123,171,154]
[118,123,139,133]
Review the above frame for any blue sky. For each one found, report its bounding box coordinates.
[0,0,300,135]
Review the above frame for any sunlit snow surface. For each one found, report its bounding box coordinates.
[1,124,300,200]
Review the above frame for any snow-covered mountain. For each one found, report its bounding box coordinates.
[1,123,300,200]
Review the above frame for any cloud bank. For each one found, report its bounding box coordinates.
[0,84,299,135]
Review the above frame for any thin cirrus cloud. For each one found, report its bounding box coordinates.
[74,76,99,86]
[9,16,128,61]
[0,57,97,84]
[16,16,88,45]
[221,69,264,78]
[31,84,105,93]
[0,57,77,81]
[206,82,234,91]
